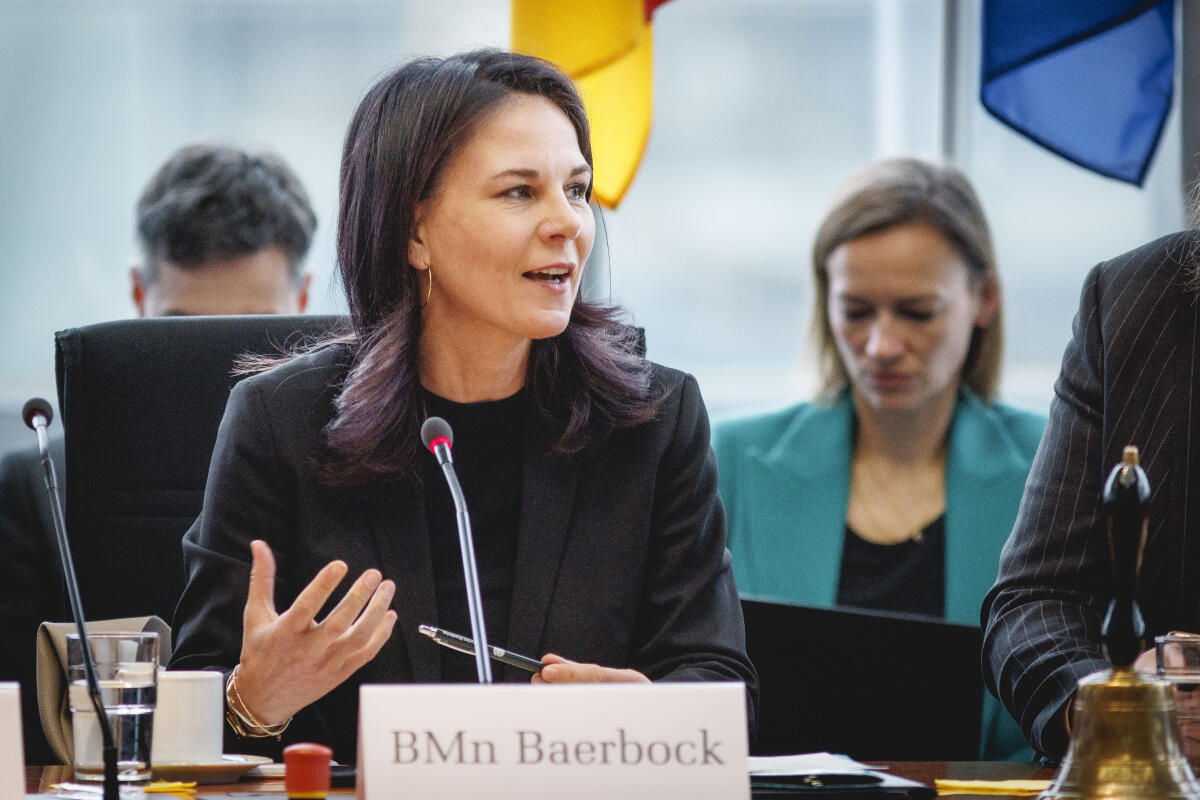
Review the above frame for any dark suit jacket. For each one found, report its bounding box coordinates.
[0,436,67,764]
[169,346,758,762]
[982,231,1200,759]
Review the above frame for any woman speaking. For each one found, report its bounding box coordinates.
[169,50,756,761]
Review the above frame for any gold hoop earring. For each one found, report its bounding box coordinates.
[419,267,432,309]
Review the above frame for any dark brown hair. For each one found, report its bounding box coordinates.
[321,49,654,487]
[810,157,1003,404]
[136,143,315,281]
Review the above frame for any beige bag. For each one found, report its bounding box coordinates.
[36,616,172,764]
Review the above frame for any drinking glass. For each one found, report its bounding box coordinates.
[66,631,159,784]
[1157,632,1200,767]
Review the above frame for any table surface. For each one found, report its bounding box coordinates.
[25,760,1056,797]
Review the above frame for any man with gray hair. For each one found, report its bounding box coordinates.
[0,142,317,762]
[130,142,314,316]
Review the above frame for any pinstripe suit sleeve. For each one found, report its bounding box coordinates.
[982,263,1110,760]
[982,232,1196,760]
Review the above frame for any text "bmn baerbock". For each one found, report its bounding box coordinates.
[391,728,726,767]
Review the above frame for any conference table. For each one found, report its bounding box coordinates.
[24,760,1057,798]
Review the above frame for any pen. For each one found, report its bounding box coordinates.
[418,624,544,673]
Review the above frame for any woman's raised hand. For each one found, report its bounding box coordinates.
[233,539,397,726]
[531,653,650,684]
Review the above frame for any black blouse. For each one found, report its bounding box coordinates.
[835,515,946,618]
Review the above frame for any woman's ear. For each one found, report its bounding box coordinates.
[408,236,428,272]
[408,204,430,271]
[974,269,1000,328]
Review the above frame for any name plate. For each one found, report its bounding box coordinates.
[359,682,749,800]
[0,683,24,800]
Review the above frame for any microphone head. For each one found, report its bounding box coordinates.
[420,416,454,453]
[21,397,53,430]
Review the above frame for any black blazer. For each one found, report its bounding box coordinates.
[982,231,1200,759]
[0,437,66,764]
[169,345,758,762]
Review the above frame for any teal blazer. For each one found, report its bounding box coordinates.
[711,389,1045,759]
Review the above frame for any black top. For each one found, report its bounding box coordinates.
[422,387,526,682]
[836,515,946,618]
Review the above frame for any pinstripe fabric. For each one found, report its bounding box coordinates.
[982,231,1200,759]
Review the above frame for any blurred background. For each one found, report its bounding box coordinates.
[0,0,1186,452]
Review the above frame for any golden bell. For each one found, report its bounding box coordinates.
[1040,666,1200,799]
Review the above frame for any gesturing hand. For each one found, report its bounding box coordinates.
[233,539,398,725]
[531,653,650,684]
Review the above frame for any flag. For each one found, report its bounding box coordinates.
[513,0,670,208]
[980,0,1174,186]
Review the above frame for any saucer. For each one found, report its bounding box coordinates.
[152,754,274,784]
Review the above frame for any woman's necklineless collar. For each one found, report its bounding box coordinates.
[421,384,526,408]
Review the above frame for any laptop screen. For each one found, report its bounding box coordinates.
[742,596,983,760]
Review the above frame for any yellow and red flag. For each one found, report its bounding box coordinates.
[512,0,671,209]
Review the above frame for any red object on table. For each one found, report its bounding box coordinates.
[283,742,333,799]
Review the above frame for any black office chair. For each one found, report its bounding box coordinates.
[54,314,345,624]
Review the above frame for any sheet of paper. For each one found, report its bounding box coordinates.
[243,763,285,779]
[748,752,876,776]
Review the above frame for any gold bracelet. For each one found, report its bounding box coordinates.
[225,665,292,739]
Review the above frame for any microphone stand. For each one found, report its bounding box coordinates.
[439,457,492,684]
[422,417,492,684]
[23,400,119,800]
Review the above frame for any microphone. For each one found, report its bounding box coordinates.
[421,416,454,467]
[22,399,119,800]
[420,416,492,683]
[21,397,54,431]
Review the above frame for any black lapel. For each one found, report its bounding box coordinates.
[504,402,581,673]
[363,480,442,681]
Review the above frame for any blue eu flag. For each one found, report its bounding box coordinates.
[981,0,1174,186]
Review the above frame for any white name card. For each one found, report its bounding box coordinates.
[0,683,24,800]
[359,682,749,800]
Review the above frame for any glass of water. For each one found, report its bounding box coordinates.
[66,632,159,784]
[1157,632,1200,767]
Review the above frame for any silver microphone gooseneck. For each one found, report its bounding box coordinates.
[22,398,119,800]
[420,416,492,684]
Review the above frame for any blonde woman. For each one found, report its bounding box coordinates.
[713,158,1043,760]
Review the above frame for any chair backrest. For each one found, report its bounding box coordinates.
[741,596,984,760]
[55,315,345,624]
